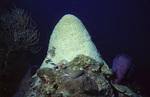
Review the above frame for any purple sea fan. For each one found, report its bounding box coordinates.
[112,54,133,84]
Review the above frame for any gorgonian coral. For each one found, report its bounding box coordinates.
[0,8,41,55]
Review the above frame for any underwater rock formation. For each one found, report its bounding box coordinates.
[24,14,144,97]
[56,74,98,96]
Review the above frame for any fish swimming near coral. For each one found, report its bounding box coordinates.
[50,62,61,70]
[50,63,56,66]
[112,54,133,84]
[60,70,84,78]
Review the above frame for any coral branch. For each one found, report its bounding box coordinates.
[0,8,40,54]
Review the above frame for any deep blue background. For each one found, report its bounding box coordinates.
[1,0,150,96]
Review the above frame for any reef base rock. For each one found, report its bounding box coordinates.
[24,14,144,97]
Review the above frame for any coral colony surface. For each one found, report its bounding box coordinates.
[22,14,144,97]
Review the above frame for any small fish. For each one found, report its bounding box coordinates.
[60,70,84,78]
[50,63,61,70]
[50,63,56,66]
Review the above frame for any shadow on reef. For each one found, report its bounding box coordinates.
[0,7,41,97]
[0,49,31,97]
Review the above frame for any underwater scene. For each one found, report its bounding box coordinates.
[0,0,150,97]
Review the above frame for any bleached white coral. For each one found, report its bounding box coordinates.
[41,14,107,68]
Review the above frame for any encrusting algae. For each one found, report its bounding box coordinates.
[24,54,142,97]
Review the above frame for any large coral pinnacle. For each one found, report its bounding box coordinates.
[41,14,107,68]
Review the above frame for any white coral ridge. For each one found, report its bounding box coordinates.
[40,14,107,68]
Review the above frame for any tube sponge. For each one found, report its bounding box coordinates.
[41,14,107,68]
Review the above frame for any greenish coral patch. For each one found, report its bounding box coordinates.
[67,54,102,71]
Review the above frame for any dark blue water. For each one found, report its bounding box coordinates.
[0,0,150,96]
